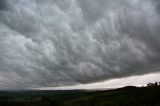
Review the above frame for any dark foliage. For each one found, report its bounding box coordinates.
[0,84,160,106]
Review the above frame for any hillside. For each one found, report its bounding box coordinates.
[0,86,160,106]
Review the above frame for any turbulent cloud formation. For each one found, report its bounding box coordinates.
[0,1,8,10]
[0,0,160,89]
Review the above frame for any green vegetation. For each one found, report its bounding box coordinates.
[0,84,160,106]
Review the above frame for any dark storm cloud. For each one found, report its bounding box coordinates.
[153,0,160,14]
[0,0,9,10]
[0,0,160,89]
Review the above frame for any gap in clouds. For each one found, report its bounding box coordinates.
[38,72,160,90]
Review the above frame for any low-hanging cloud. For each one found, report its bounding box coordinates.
[0,1,8,10]
[0,0,160,89]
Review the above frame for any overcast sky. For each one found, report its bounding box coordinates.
[0,0,160,89]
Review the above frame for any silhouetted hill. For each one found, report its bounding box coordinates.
[0,86,160,106]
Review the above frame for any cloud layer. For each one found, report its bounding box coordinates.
[0,0,160,89]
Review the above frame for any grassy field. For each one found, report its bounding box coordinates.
[0,86,160,106]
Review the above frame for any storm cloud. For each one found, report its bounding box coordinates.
[0,0,160,89]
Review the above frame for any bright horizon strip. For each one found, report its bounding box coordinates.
[37,72,160,90]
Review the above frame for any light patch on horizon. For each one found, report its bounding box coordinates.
[38,72,160,90]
